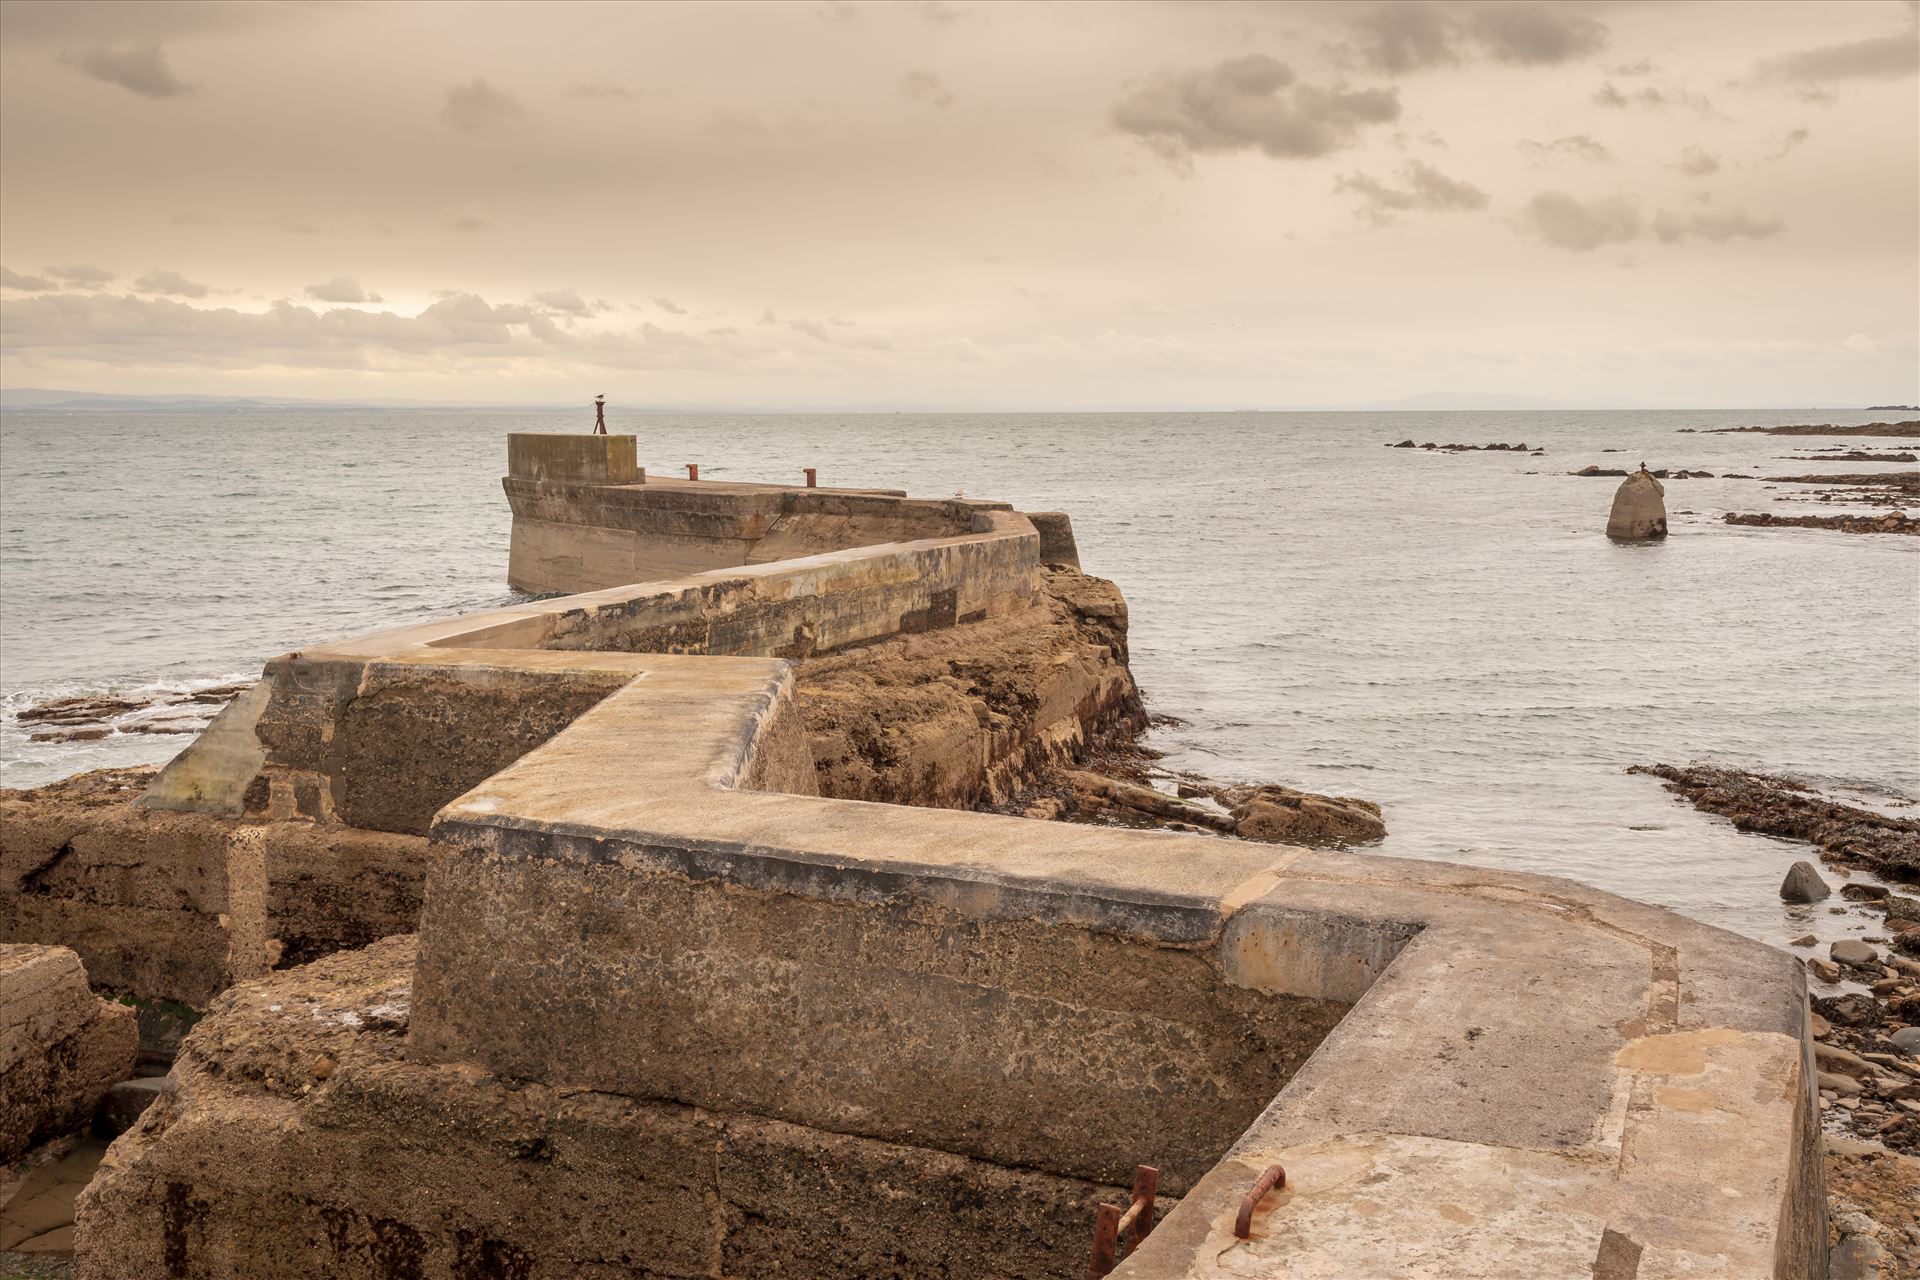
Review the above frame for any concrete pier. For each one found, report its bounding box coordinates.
[3,438,1821,1277]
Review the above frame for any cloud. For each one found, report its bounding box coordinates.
[1517,133,1614,164]
[1592,79,1717,116]
[132,268,210,298]
[1344,2,1607,74]
[304,277,382,304]
[1766,127,1812,160]
[1673,146,1719,177]
[46,264,115,289]
[444,203,490,233]
[1753,30,1919,85]
[57,43,193,98]
[1468,3,1607,65]
[654,297,687,315]
[532,288,590,316]
[1111,55,1399,170]
[275,215,323,235]
[1653,207,1784,243]
[906,0,968,26]
[899,70,955,108]
[1346,2,1459,74]
[440,79,528,136]
[565,81,638,100]
[1335,159,1489,224]
[1,267,57,291]
[1519,191,1642,251]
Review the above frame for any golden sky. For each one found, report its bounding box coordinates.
[1,0,1915,407]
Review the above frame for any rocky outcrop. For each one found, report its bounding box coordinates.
[795,566,1144,810]
[1629,763,1919,883]
[1724,511,1918,536]
[1607,469,1667,540]
[1222,784,1386,844]
[1386,441,1537,453]
[2,946,136,1161]
[1704,421,1920,437]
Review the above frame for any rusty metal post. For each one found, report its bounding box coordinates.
[1123,1165,1158,1250]
[803,467,817,488]
[1085,1202,1121,1280]
[687,463,699,480]
[1233,1163,1287,1239]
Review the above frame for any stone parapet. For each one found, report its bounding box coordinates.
[504,432,640,485]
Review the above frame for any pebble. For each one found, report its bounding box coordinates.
[1791,934,1818,947]
[1810,958,1843,983]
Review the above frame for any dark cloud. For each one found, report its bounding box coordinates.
[132,268,210,298]
[899,70,955,108]
[57,43,192,98]
[1653,207,1785,243]
[1517,133,1614,164]
[1673,146,1720,177]
[1,267,57,291]
[304,276,382,304]
[1347,2,1459,74]
[1753,29,1919,84]
[1111,55,1399,170]
[1345,2,1608,74]
[46,264,115,288]
[1468,3,1608,65]
[1519,191,1641,251]
[440,79,528,136]
[1336,159,1489,224]
[654,297,687,315]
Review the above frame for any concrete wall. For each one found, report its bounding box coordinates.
[1,786,427,1006]
[505,432,639,485]
[502,461,997,595]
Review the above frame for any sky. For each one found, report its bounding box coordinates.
[0,0,1915,409]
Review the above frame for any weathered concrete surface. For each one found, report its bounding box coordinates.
[78,937,1150,1280]
[2,769,427,1006]
[2,946,135,1161]
[505,432,639,485]
[1608,468,1669,540]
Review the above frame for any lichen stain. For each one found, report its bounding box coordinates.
[1614,1027,1744,1076]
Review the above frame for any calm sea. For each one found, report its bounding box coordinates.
[3,408,1915,949]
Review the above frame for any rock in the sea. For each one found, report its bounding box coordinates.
[1832,940,1879,968]
[1607,468,1668,540]
[1229,785,1386,845]
[1808,957,1843,983]
[1781,860,1831,902]
[1842,883,1892,902]
[1888,1027,1920,1058]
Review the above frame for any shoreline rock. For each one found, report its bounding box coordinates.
[1628,763,1918,883]
[1723,511,1918,536]
[1701,421,1920,437]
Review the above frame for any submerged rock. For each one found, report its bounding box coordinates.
[1782,860,1832,902]
[1607,469,1668,540]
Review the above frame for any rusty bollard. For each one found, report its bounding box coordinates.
[803,467,817,488]
[1233,1164,1287,1239]
[686,463,699,481]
